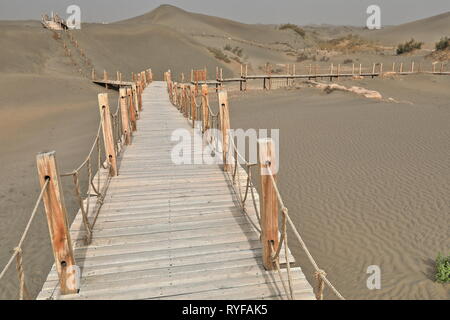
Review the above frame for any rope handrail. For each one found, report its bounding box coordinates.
[1,69,150,299]
[265,164,345,300]
[58,94,124,244]
[0,178,50,299]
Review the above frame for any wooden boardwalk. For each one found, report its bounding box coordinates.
[37,81,315,300]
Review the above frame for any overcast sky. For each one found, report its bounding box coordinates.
[0,0,449,26]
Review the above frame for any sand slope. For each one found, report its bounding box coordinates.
[364,11,450,46]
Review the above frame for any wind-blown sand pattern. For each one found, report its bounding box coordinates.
[229,84,450,299]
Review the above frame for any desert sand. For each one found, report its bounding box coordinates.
[0,5,448,299]
[228,76,450,300]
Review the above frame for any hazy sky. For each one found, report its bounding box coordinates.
[0,0,449,26]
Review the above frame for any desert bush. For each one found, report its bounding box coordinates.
[279,23,306,38]
[343,58,353,64]
[231,56,241,64]
[396,38,423,55]
[435,37,450,51]
[224,45,244,57]
[296,52,309,62]
[208,47,231,63]
[319,34,368,52]
[232,46,243,57]
[435,253,450,283]
[223,44,232,51]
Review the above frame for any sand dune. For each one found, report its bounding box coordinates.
[365,11,450,47]
[0,5,449,299]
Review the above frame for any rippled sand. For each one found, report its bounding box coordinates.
[229,77,450,299]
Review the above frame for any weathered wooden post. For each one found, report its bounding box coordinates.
[411,61,415,73]
[201,84,209,133]
[98,93,118,176]
[127,88,137,131]
[190,85,196,128]
[337,64,340,79]
[104,70,108,81]
[132,84,139,118]
[218,90,230,171]
[400,62,403,73]
[352,63,355,75]
[392,62,396,72]
[138,83,143,111]
[91,68,96,81]
[359,63,362,75]
[258,138,278,270]
[330,63,334,81]
[36,151,78,294]
[119,88,132,145]
[380,63,383,76]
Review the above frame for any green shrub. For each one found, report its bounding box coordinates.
[435,253,450,283]
[208,47,231,63]
[296,52,309,62]
[223,44,232,51]
[279,23,306,38]
[435,37,450,51]
[396,39,423,55]
[232,46,243,57]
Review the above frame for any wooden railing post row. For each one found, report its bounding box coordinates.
[218,90,230,171]
[201,84,209,133]
[98,93,118,176]
[127,87,137,131]
[119,87,132,145]
[36,151,78,294]
[258,138,279,270]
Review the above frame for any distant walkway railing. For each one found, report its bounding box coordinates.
[165,70,345,300]
[179,61,449,91]
[0,69,153,299]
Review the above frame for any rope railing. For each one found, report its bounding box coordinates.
[59,107,113,244]
[0,178,50,300]
[165,71,345,300]
[1,69,151,299]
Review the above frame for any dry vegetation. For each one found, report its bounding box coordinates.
[318,34,379,53]
[279,23,306,38]
[207,47,231,63]
[396,38,423,55]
